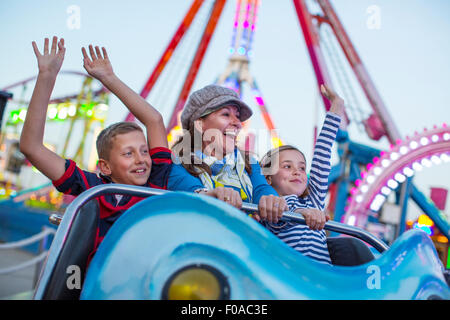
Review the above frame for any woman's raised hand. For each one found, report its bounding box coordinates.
[81,45,114,81]
[32,36,66,76]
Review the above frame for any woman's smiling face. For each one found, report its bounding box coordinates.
[197,105,242,159]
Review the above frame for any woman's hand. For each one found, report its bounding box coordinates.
[320,84,345,118]
[257,195,288,224]
[294,208,329,230]
[82,45,115,82]
[203,187,242,209]
[32,36,66,76]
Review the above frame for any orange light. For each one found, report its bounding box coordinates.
[436,235,448,243]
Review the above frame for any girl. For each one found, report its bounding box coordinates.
[260,85,344,264]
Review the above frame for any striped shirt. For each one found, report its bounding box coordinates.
[265,112,341,264]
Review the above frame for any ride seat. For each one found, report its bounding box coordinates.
[40,199,99,300]
[327,237,376,266]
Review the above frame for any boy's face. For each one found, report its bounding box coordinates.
[268,149,307,196]
[100,130,151,186]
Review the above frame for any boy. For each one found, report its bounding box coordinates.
[20,36,172,259]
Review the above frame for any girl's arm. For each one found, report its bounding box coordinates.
[307,112,341,210]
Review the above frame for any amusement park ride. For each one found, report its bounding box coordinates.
[123,0,449,262]
[0,0,449,299]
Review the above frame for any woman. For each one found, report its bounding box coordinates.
[168,84,287,223]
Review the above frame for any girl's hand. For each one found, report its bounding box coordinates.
[320,84,345,117]
[258,195,288,224]
[204,187,242,209]
[32,37,66,76]
[82,45,115,82]
[295,208,329,230]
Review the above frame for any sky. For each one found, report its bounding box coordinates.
[0,0,449,220]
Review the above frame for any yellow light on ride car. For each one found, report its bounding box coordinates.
[163,265,229,300]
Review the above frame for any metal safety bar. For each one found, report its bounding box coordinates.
[36,184,389,299]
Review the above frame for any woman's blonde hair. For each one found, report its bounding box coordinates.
[260,144,309,198]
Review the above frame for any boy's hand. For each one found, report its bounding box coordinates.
[320,84,345,117]
[82,45,115,82]
[32,36,65,76]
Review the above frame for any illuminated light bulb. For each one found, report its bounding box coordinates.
[431,134,439,143]
[361,185,369,193]
[420,137,429,146]
[440,153,450,162]
[421,158,432,168]
[366,163,373,171]
[444,133,450,141]
[399,146,408,155]
[350,187,358,195]
[409,141,418,149]
[58,108,68,120]
[237,47,246,55]
[390,152,399,161]
[370,194,386,211]
[228,48,235,54]
[381,186,391,196]
[394,173,406,183]
[373,167,382,176]
[387,179,399,189]
[48,107,58,119]
[381,159,390,168]
[68,104,77,117]
[372,157,380,164]
[348,215,356,226]
[355,195,363,203]
[360,171,367,179]
[355,179,362,187]
[18,109,27,121]
[366,175,375,184]
[412,162,423,171]
[403,167,414,177]
[431,155,441,165]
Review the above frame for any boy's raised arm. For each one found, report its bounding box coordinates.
[82,45,168,149]
[19,37,67,181]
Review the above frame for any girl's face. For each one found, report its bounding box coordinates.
[197,106,242,159]
[268,149,308,196]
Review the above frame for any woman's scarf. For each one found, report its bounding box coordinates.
[193,148,253,202]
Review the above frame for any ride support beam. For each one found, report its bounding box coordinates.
[166,0,227,133]
[292,0,333,111]
[125,0,205,122]
[316,0,401,144]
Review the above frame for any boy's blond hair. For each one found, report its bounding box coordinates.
[260,145,309,198]
[96,122,143,160]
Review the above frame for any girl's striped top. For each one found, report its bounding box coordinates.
[265,112,341,265]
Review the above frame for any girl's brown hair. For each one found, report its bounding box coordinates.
[260,144,309,198]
